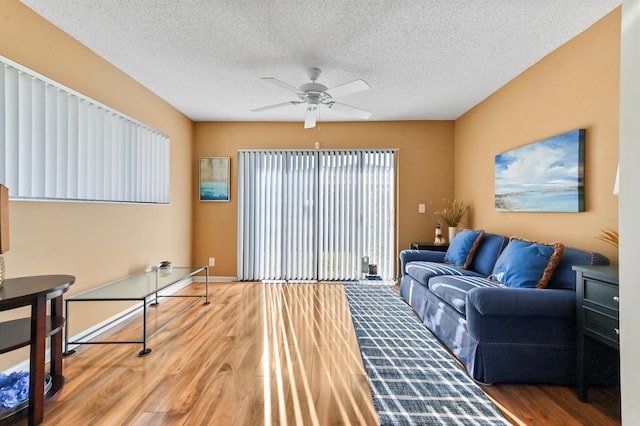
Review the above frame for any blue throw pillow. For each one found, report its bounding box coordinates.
[444,229,485,269]
[489,237,565,288]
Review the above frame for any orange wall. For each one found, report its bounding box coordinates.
[192,121,455,277]
[0,1,193,369]
[455,8,620,261]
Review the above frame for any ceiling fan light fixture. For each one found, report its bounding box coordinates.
[304,105,319,129]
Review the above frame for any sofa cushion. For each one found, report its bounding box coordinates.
[546,247,609,289]
[405,261,483,287]
[466,233,509,276]
[489,237,565,288]
[444,229,485,269]
[429,275,502,315]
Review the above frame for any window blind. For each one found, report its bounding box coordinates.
[238,149,395,281]
[0,55,169,203]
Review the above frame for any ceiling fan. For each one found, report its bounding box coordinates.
[251,67,372,129]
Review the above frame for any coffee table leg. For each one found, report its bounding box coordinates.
[138,301,152,356]
[63,299,76,356]
[204,266,210,305]
[150,269,160,306]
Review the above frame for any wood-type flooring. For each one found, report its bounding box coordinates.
[20,282,619,425]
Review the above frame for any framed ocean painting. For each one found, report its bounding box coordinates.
[200,157,230,201]
[495,129,585,212]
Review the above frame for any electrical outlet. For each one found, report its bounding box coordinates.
[418,203,426,213]
[209,257,215,267]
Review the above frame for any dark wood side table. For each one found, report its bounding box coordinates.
[410,242,449,252]
[573,265,619,402]
[0,275,75,425]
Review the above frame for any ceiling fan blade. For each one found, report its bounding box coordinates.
[304,106,318,129]
[250,101,301,112]
[329,102,372,120]
[261,77,301,93]
[324,79,370,99]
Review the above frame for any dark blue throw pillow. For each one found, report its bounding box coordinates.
[489,237,565,288]
[444,229,485,269]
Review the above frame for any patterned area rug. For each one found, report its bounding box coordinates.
[343,284,511,425]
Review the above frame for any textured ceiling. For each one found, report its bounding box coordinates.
[20,0,620,124]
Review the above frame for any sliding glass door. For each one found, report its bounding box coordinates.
[238,149,395,281]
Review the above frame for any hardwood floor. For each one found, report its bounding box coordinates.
[482,383,620,426]
[25,282,619,425]
[36,282,377,425]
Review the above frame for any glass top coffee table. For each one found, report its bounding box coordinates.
[64,266,208,356]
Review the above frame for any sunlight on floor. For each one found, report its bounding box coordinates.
[260,283,377,425]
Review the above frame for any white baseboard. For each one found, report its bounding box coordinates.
[193,276,237,282]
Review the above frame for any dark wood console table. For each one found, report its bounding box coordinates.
[574,265,619,402]
[0,275,75,425]
[410,242,449,252]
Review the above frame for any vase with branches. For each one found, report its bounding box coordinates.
[434,199,468,227]
[434,200,469,243]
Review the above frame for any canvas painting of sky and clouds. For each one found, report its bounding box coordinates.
[495,129,584,212]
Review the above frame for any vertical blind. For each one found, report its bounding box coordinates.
[237,149,395,281]
[0,55,169,203]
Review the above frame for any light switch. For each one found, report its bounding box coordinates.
[418,203,426,213]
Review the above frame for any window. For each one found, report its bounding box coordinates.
[238,149,396,281]
[0,55,169,203]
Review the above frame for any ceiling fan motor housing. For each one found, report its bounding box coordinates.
[253,67,372,128]
[299,82,331,103]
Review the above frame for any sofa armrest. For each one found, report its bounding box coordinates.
[466,287,576,343]
[399,249,446,275]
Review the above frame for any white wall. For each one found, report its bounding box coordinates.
[619,0,640,423]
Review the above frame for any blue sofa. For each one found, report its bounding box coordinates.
[399,232,609,384]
